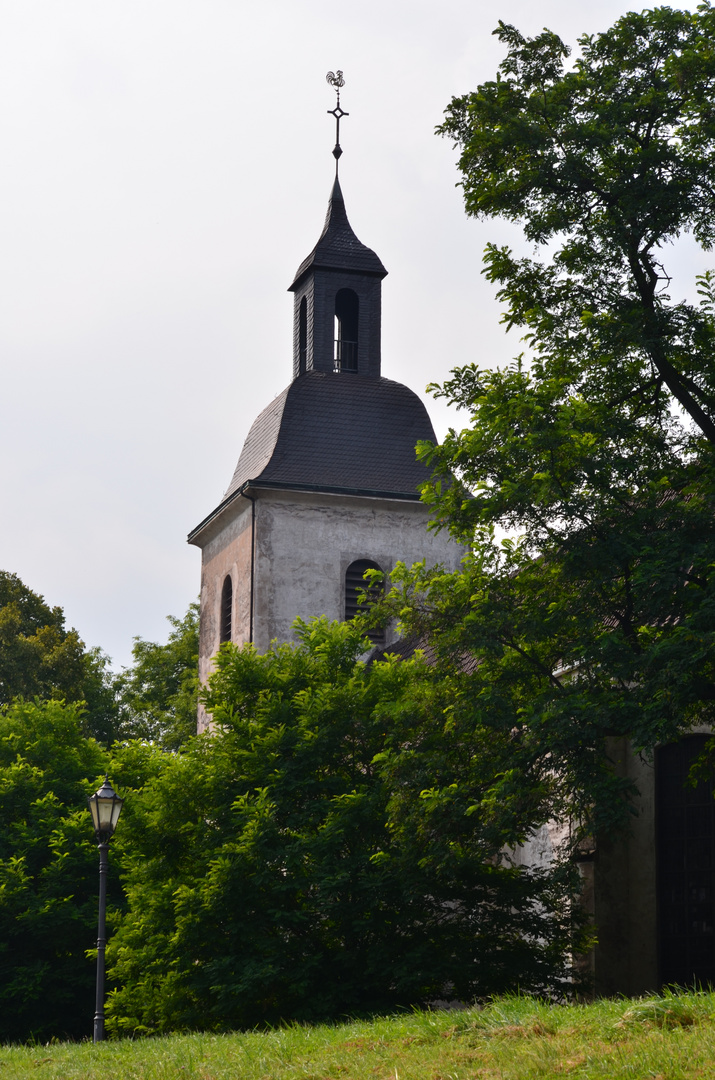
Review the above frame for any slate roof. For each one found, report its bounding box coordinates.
[224,371,437,499]
[289,177,387,290]
[367,636,481,676]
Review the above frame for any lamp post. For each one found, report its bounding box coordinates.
[88,776,124,1043]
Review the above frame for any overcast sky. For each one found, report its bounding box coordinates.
[0,0,702,668]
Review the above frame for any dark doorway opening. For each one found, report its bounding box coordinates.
[657,736,715,987]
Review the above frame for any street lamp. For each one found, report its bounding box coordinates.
[88,776,124,1043]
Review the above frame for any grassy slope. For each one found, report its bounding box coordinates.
[2,991,715,1079]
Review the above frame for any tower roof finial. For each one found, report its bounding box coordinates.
[326,70,348,174]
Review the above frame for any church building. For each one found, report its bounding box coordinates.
[188,88,464,732]
[188,82,715,999]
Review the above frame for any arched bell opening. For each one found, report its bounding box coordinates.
[298,296,308,375]
[334,288,359,373]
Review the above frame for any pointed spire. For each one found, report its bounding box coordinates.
[289,177,387,291]
[320,175,350,234]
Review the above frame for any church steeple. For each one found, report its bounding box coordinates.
[189,71,466,734]
[288,76,387,380]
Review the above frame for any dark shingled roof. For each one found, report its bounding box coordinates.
[289,177,387,290]
[225,371,437,499]
[366,636,480,675]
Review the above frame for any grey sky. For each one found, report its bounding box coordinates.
[0,0,698,667]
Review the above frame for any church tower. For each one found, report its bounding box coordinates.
[188,78,464,729]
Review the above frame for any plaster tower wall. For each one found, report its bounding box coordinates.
[195,486,463,730]
[250,490,460,652]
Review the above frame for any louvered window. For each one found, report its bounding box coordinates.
[220,575,233,644]
[345,559,384,645]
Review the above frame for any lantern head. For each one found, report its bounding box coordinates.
[88,777,123,841]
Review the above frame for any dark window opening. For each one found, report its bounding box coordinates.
[220,575,233,644]
[334,288,358,373]
[298,296,307,374]
[345,559,384,645]
[657,736,715,988]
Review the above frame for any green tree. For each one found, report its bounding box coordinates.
[438,5,715,446]
[105,619,585,1035]
[386,5,715,842]
[0,571,120,744]
[0,698,113,1042]
[115,602,199,749]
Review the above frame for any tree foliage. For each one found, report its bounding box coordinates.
[105,620,586,1035]
[438,5,715,445]
[385,5,715,842]
[0,577,201,1040]
[0,571,119,744]
[115,602,199,749]
[0,699,113,1042]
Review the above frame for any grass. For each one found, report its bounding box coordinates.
[3,990,715,1079]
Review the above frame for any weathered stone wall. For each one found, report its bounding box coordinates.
[250,488,463,652]
[195,497,252,731]
[193,486,465,729]
[513,744,659,997]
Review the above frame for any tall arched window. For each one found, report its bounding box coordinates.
[334,288,359,372]
[298,296,307,374]
[657,736,715,988]
[220,575,233,644]
[345,559,384,644]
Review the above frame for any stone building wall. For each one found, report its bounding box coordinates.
[512,744,659,996]
[193,486,464,730]
[195,497,252,731]
[250,487,462,653]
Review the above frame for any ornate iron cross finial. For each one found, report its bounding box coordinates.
[326,70,348,172]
